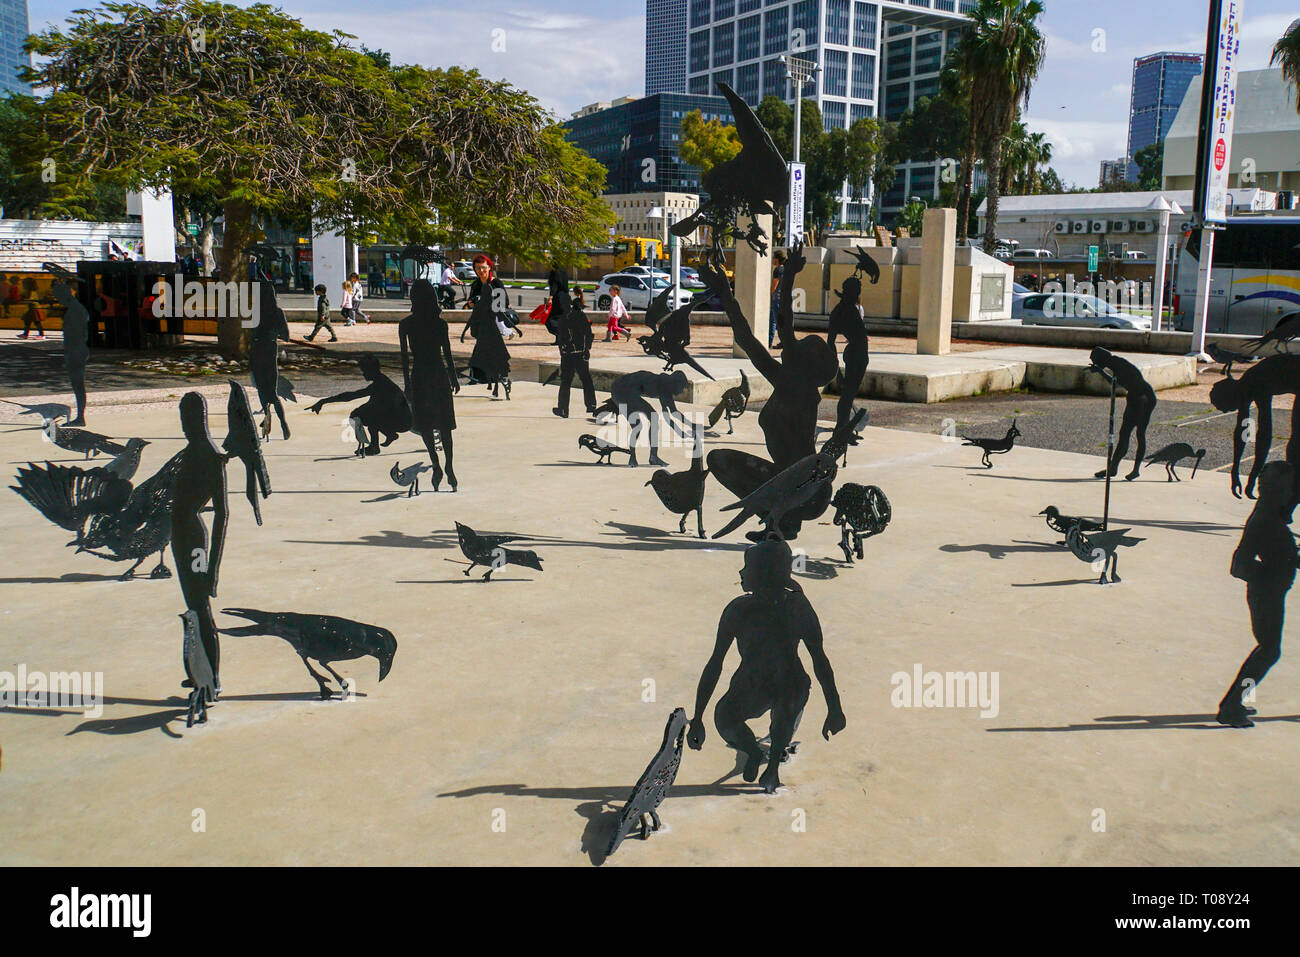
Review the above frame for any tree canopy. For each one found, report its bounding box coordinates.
[678,109,741,176]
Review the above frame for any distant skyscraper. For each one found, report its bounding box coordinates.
[1098,158,1128,189]
[647,0,689,95]
[1126,51,1203,181]
[0,0,34,95]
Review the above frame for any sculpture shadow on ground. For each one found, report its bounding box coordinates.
[940,540,1062,560]
[988,713,1300,733]
[61,689,372,738]
[293,524,751,557]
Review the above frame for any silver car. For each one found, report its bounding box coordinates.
[1015,292,1152,330]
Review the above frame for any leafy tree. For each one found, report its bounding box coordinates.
[896,196,928,236]
[843,117,884,230]
[679,109,741,176]
[1038,166,1065,194]
[897,93,969,164]
[1273,18,1300,113]
[869,120,901,225]
[1133,140,1164,191]
[23,0,610,356]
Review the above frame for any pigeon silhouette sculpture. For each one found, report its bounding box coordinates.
[1244,310,1300,353]
[1039,505,1104,545]
[961,420,1021,469]
[10,461,132,543]
[453,522,543,582]
[606,708,688,859]
[181,609,217,727]
[706,369,750,435]
[104,438,150,481]
[41,417,127,459]
[1207,342,1258,376]
[390,461,430,497]
[1145,442,1206,481]
[645,433,709,538]
[578,433,632,465]
[1066,525,1144,585]
[638,296,713,380]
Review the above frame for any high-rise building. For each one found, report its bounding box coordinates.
[647,0,689,95]
[0,0,33,95]
[1126,51,1203,182]
[666,0,974,223]
[1098,158,1128,189]
[562,92,735,196]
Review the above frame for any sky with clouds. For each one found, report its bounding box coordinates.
[26,0,1300,189]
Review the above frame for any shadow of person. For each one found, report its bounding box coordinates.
[988,712,1300,732]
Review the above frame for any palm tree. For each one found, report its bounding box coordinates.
[1026,130,1052,193]
[1273,18,1300,113]
[952,0,1046,253]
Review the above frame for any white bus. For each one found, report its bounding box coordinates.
[1172,215,1300,335]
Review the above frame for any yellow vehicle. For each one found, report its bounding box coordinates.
[611,236,663,272]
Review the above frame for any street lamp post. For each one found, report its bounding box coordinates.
[781,54,819,245]
[1145,195,1183,333]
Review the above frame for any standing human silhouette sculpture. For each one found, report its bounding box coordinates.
[401,279,459,490]
[593,370,692,467]
[553,300,596,418]
[1210,354,1300,516]
[50,280,90,425]
[460,254,512,399]
[1217,461,1299,727]
[249,282,291,440]
[688,536,845,793]
[308,354,413,455]
[1089,347,1156,481]
[826,248,878,439]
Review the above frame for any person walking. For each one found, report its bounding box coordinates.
[340,279,356,327]
[305,283,338,342]
[460,254,513,398]
[605,284,632,341]
[349,272,371,323]
[19,299,45,339]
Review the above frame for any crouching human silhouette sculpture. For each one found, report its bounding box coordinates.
[688,536,844,793]
[1217,461,1299,727]
[1090,347,1156,480]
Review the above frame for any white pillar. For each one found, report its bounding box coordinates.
[127,188,176,262]
[732,214,772,358]
[311,221,348,297]
[917,208,956,355]
[1151,210,1169,332]
[1188,228,1215,361]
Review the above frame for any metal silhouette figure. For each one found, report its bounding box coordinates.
[1145,442,1206,481]
[223,381,271,526]
[1065,524,1143,585]
[221,608,397,700]
[41,417,127,459]
[1243,310,1300,353]
[645,429,709,538]
[960,420,1021,469]
[593,370,693,467]
[104,438,149,481]
[607,708,688,857]
[390,461,429,497]
[1089,347,1156,480]
[1207,342,1258,376]
[49,278,89,425]
[671,83,788,263]
[826,246,879,440]
[10,460,132,544]
[829,483,891,563]
[453,522,543,581]
[637,292,713,380]
[1210,354,1300,512]
[706,369,750,435]
[688,536,844,793]
[1217,461,1298,727]
[1039,505,1104,545]
[578,433,632,465]
[554,302,597,417]
[309,354,413,456]
[181,609,217,727]
[401,280,459,491]
[249,283,292,441]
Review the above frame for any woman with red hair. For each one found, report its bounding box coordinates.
[460,254,513,399]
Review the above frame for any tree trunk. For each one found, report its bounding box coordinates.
[983,140,1001,255]
[199,222,216,274]
[217,198,254,359]
[956,122,978,243]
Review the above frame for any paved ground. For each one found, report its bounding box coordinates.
[0,357,1297,866]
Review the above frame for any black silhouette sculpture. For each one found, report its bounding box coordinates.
[49,277,89,425]
[578,433,633,465]
[960,419,1021,469]
[1209,355,1300,511]
[1039,505,1104,544]
[249,283,292,441]
[701,244,839,540]
[401,280,459,490]
[553,302,596,418]
[1244,310,1300,353]
[41,417,127,459]
[1066,524,1143,585]
[670,83,788,263]
[390,461,429,497]
[607,708,687,857]
[181,609,217,727]
[10,460,131,544]
[815,411,870,467]
[645,429,709,538]
[1089,347,1156,480]
[454,522,543,581]
[637,293,713,380]
[223,381,271,527]
[460,276,512,399]
[308,354,413,456]
[222,608,397,700]
[1208,341,1258,376]
[688,536,844,793]
[1217,461,1298,727]
[105,438,149,481]
[706,369,750,435]
[829,483,891,563]
[1145,442,1206,481]
[826,246,879,439]
[593,370,692,467]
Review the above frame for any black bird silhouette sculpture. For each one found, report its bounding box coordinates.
[1244,310,1300,353]
[1066,525,1144,584]
[222,381,271,526]
[578,433,633,465]
[706,369,750,435]
[1208,341,1259,376]
[390,461,430,497]
[41,417,127,459]
[637,294,713,379]
[249,283,292,441]
[645,431,709,538]
[606,708,688,858]
[10,460,132,544]
[79,454,185,578]
[1039,505,1104,545]
[453,522,543,581]
[181,609,217,727]
[221,608,397,700]
[104,438,149,481]
[670,82,788,262]
[829,483,891,563]
[1145,442,1206,481]
[961,419,1021,469]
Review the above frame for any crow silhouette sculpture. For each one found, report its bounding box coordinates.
[1145,442,1206,481]
[607,708,688,858]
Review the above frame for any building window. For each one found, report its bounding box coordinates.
[690,0,710,29]
[715,0,735,19]
[853,1,878,48]
[824,49,848,97]
[738,14,761,61]
[690,30,710,73]
[823,100,847,130]
[851,52,875,99]
[850,102,875,124]
[791,0,819,51]
[713,68,735,93]
[763,6,788,56]
[885,37,912,81]
[884,82,910,120]
[713,22,735,67]
[690,74,711,94]
[738,0,761,11]
[914,31,942,74]
[763,57,788,101]
[737,62,760,105]
[826,0,850,46]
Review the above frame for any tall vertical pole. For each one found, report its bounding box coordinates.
[1103,375,1117,531]
[1152,208,1169,331]
[670,211,681,306]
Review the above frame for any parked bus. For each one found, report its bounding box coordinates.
[1172,215,1300,335]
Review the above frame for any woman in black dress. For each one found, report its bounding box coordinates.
[400,279,459,490]
[250,282,291,440]
[460,254,512,399]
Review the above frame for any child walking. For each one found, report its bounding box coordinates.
[605,285,632,341]
[305,283,338,342]
[349,272,371,323]
[341,279,356,326]
[18,300,45,339]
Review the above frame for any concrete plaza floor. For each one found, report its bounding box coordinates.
[0,375,1296,866]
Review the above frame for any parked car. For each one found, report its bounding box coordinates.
[679,266,704,288]
[1011,248,1054,261]
[622,264,670,280]
[1014,292,1152,330]
[595,273,693,311]
[452,260,475,281]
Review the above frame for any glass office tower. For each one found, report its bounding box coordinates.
[647,0,690,95]
[0,0,34,95]
[1126,51,1203,182]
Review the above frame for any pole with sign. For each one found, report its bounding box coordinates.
[1189,0,1243,361]
[788,162,807,246]
[1087,244,1098,275]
